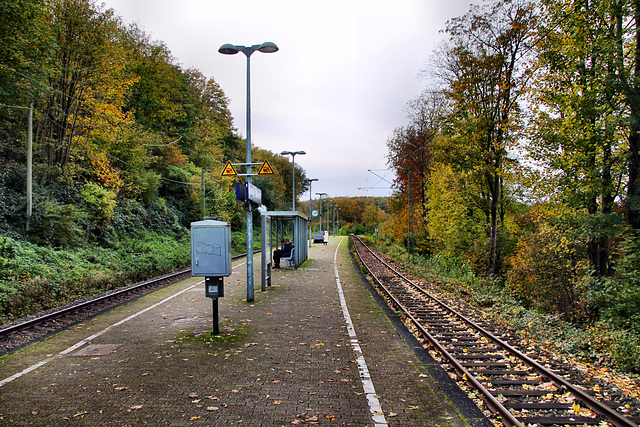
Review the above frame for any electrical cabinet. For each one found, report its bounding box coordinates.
[191,220,232,277]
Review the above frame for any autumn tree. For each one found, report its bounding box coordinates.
[386,90,446,251]
[529,0,627,276]
[37,0,122,171]
[438,0,537,277]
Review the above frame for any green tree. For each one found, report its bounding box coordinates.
[531,0,627,276]
[37,0,121,170]
[0,0,51,137]
[439,0,537,277]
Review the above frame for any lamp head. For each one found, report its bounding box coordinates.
[258,42,279,53]
[218,44,240,55]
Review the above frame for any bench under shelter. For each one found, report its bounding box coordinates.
[260,211,309,290]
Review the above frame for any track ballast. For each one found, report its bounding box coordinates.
[349,235,639,427]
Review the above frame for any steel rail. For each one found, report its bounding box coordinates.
[0,269,191,337]
[350,236,522,426]
[0,251,257,338]
[350,235,638,427]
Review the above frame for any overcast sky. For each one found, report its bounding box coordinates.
[101,0,475,200]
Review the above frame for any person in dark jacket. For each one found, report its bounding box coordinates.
[273,239,293,269]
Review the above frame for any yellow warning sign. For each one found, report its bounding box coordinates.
[221,161,238,177]
[258,160,275,175]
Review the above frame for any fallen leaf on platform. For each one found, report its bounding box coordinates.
[274,401,283,405]
[188,393,198,398]
[190,416,200,420]
[325,414,335,419]
[206,407,219,411]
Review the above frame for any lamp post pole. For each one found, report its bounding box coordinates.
[304,178,318,247]
[281,150,306,211]
[326,203,334,235]
[219,42,278,302]
[315,192,327,237]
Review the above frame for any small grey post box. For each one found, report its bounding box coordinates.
[191,220,232,277]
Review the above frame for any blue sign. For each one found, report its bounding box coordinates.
[236,182,262,205]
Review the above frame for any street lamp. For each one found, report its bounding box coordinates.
[303,178,318,247]
[327,205,336,236]
[281,150,306,211]
[315,192,328,237]
[219,41,278,302]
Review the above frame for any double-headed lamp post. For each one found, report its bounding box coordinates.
[219,41,278,303]
[315,192,328,235]
[303,178,318,247]
[281,150,306,211]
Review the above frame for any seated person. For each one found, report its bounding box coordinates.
[273,239,293,269]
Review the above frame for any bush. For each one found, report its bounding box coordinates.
[81,182,117,224]
[0,232,190,324]
[28,201,86,248]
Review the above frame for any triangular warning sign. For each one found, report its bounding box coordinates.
[258,160,275,175]
[221,161,238,177]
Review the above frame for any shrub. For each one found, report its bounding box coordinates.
[28,201,86,248]
[81,182,117,224]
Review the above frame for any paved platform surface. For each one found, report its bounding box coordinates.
[0,237,487,426]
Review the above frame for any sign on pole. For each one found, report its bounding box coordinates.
[221,161,238,177]
[258,160,274,175]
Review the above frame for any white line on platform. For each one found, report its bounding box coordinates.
[0,281,202,388]
[333,237,388,427]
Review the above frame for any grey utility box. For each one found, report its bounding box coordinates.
[191,220,232,277]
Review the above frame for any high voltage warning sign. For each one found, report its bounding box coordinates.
[258,160,274,175]
[221,161,238,177]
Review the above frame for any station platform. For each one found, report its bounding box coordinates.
[0,237,487,426]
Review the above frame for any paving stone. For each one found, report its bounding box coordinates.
[0,237,479,426]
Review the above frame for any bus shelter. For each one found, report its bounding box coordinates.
[260,211,309,291]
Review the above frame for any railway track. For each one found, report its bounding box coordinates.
[0,252,252,356]
[349,235,639,427]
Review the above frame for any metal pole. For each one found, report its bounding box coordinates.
[245,53,254,302]
[292,156,296,211]
[26,103,33,229]
[201,169,206,220]
[212,299,219,335]
[308,181,312,247]
[333,206,336,236]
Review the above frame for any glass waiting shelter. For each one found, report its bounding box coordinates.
[260,211,309,290]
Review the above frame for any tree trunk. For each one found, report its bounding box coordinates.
[487,173,499,277]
